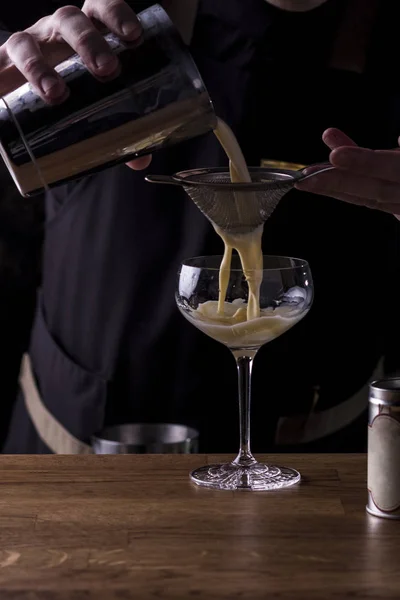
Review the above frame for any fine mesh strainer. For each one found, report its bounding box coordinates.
[146,164,334,235]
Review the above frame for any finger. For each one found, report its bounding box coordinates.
[378,203,400,215]
[126,155,152,170]
[4,31,68,102]
[330,146,400,185]
[0,37,78,97]
[296,169,400,205]
[0,44,11,71]
[83,0,142,42]
[310,190,400,216]
[296,185,390,214]
[310,190,376,208]
[52,6,119,78]
[322,128,358,151]
[0,45,26,97]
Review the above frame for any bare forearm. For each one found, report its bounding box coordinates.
[265,0,328,11]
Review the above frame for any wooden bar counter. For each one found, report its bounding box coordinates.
[0,453,397,599]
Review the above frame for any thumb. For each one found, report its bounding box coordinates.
[322,128,358,151]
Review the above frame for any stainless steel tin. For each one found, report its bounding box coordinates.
[91,423,199,454]
[0,4,216,197]
[367,378,400,519]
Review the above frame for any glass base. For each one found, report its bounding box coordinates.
[190,461,301,491]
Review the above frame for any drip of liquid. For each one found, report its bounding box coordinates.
[1,97,51,196]
[213,118,263,321]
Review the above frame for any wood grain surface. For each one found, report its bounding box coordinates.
[0,453,395,599]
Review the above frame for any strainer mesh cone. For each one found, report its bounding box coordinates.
[175,168,298,234]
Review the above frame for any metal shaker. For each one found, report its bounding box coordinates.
[0,4,217,197]
[367,378,400,519]
[92,423,199,454]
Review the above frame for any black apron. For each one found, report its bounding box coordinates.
[3,0,400,453]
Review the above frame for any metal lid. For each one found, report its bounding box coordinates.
[369,378,400,405]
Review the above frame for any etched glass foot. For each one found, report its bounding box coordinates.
[190,461,300,491]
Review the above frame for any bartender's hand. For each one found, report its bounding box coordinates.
[296,128,400,219]
[0,0,151,170]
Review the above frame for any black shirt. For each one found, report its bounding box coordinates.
[1,0,400,453]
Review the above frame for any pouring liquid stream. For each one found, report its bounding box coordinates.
[213,118,263,322]
[193,121,299,349]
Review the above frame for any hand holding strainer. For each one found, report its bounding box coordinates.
[146,163,334,235]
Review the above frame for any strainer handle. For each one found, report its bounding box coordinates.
[298,161,335,182]
[145,174,181,186]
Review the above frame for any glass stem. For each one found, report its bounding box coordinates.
[233,354,257,467]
